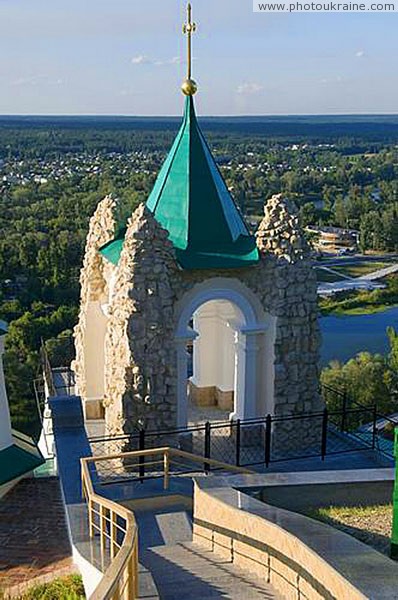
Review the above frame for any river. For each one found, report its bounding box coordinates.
[320,306,398,365]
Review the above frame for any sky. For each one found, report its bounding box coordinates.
[0,0,396,116]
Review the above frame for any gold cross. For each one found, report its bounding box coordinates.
[182,3,196,80]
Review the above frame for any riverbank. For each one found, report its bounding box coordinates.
[319,275,398,316]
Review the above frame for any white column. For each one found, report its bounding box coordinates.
[241,331,259,419]
[192,301,238,392]
[0,330,13,452]
[191,303,219,388]
[175,333,197,428]
[230,328,266,421]
[230,331,245,421]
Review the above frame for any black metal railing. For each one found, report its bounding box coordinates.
[39,339,76,398]
[40,341,57,398]
[88,402,394,484]
[321,382,397,459]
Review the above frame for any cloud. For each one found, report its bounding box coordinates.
[10,75,63,87]
[355,50,365,58]
[131,54,185,67]
[320,75,345,84]
[237,82,264,95]
[155,56,182,66]
[131,55,151,65]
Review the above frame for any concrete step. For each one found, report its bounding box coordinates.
[135,505,193,551]
[140,541,282,599]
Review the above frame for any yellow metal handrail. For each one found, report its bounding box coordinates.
[81,447,252,599]
[81,460,139,600]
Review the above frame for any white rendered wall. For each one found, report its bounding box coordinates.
[0,335,13,452]
[191,300,242,393]
[84,302,108,402]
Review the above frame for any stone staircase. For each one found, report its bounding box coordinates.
[132,501,282,599]
[140,541,282,599]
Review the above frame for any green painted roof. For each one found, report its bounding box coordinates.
[98,228,126,267]
[0,431,44,486]
[100,97,259,269]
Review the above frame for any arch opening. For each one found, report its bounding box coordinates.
[188,299,244,424]
[175,279,276,429]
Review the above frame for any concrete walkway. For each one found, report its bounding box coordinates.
[132,501,281,599]
[141,541,282,599]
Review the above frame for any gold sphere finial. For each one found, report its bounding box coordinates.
[181,78,198,96]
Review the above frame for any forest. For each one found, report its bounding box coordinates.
[0,116,397,437]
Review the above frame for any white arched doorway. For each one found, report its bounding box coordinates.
[175,278,276,428]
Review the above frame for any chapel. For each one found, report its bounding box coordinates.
[73,4,321,437]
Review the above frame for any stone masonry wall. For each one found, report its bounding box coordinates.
[103,205,179,435]
[100,194,322,439]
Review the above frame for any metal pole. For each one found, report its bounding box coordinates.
[139,429,145,482]
[204,421,211,473]
[341,391,347,432]
[321,408,328,461]
[265,414,272,468]
[235,419,241,467]
[164,449,170,490]
[372,405,378,450]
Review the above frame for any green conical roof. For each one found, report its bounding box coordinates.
[100,96,259,270]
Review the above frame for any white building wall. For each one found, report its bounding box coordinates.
[0,333,13,452]
[84,302,108,403]
[192,300,240,393]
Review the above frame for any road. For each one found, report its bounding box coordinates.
[318,253,398,267]
[316,259,398,295]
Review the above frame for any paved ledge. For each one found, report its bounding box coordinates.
[50,395,159,599]
[197,468,395,489]
[193,469,398,600]
[0,478,74,594]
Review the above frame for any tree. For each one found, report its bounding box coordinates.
[333,196,348,228]
[299,202,317,227]
[321,351,395,415]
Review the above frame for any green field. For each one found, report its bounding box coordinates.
[319,274,398,316]
[331,262,390,278]
[315,267,349,283]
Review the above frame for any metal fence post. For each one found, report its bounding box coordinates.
[321,408,328,461]
[204,421,211,473]
[139,428,145,482]
[341,391,347,432]
[265,414,272,468]
[372,405,378,450]
[235,419,241,467]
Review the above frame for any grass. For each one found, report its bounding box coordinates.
[5,575,86,600]
[306,504,393,557]
[315,268,349,283]
[319,274,398,316]
[331,262,390,278]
